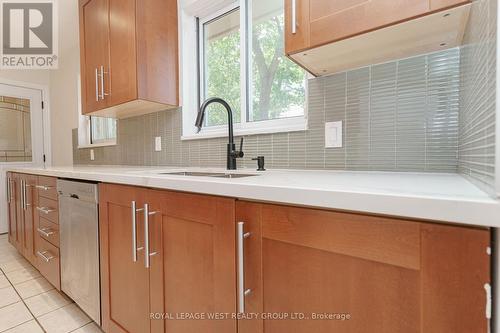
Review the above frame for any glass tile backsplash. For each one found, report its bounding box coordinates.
[74,48,464,174]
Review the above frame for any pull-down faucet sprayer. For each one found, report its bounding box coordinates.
[195,97,244,170]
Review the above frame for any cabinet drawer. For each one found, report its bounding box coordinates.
[37,217,59,248]
[37,176,58,200]
[36,197,58,224]
[36,237,60,290]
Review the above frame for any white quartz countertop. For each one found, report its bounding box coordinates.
[7,165,500,228]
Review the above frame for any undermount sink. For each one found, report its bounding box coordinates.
[159,171,257,179]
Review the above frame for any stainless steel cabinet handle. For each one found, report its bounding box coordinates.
[291,0,297,34]
[95,68,99,101]
[131,201,144,263]
[20,180,23,209]
[144,204,159,269]
[37,250,55,263]
[23,181,31,210]
[36,206,55,214]
[6,177,11,203]
[37,227,55,237]
[237,222,252,314]
[99,66,109,100]
[35,185,53,191]
[21,180,25,210]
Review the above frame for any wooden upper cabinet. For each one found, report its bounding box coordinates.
[79,0,110,114]
[284,0,310,55]
[285,0,471,75]
[108,0,137,107]
[431,0,470,11]
[236,201,490,333]
[79,0,179,118]
[308,0,430,48]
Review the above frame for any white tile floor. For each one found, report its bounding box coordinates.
[0,234,103,333]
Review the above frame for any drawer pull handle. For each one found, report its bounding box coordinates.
[36,185,53,191]
[36,207,56,214]
[37,251,55,263]
[37,227,55,238]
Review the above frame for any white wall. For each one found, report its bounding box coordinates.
[0,0,80,167]
[48,0,80,166]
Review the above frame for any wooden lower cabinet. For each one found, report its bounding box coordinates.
[8,173,37,265]
[21,174,37,266]
[236,202,490,333]
[34,175,61,289]
[6,173,61,289]
[99,184,237,333]
[100,184,490,333]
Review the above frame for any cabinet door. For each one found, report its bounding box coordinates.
[284,0,310,54]
[108,0,137,106]
[236,202,490,333]
[21,175,37,266]
[79,0,110,114]
[100,184,150,333]
[308,0,429,49]
[151,190,237,333]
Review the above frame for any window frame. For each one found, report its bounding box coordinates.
[77,115,117,148]
[77,75,117,149]
[181,0,308,140]
[89,116,117,145]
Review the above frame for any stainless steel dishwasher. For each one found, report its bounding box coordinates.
[58,179,100,325]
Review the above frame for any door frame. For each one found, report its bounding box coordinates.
[0,78,51,234]
[0,78,52,167]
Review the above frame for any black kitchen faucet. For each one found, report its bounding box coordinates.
[195,97,244,170]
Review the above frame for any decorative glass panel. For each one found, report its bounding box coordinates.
[0,96,32,162]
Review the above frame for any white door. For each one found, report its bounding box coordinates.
[0,84,45,234]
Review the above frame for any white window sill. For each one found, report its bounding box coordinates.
[78,141,117,149]
[182,118,307,141]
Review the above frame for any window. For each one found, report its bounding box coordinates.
[250,1,306,122]
[90,117,117,145]
[76,76,117,148]
[201,8,242,126]
[182,0,307,138]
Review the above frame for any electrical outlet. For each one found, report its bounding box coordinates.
[155,136,162,152]
[90,149,95,161]
[325,121,343,148]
